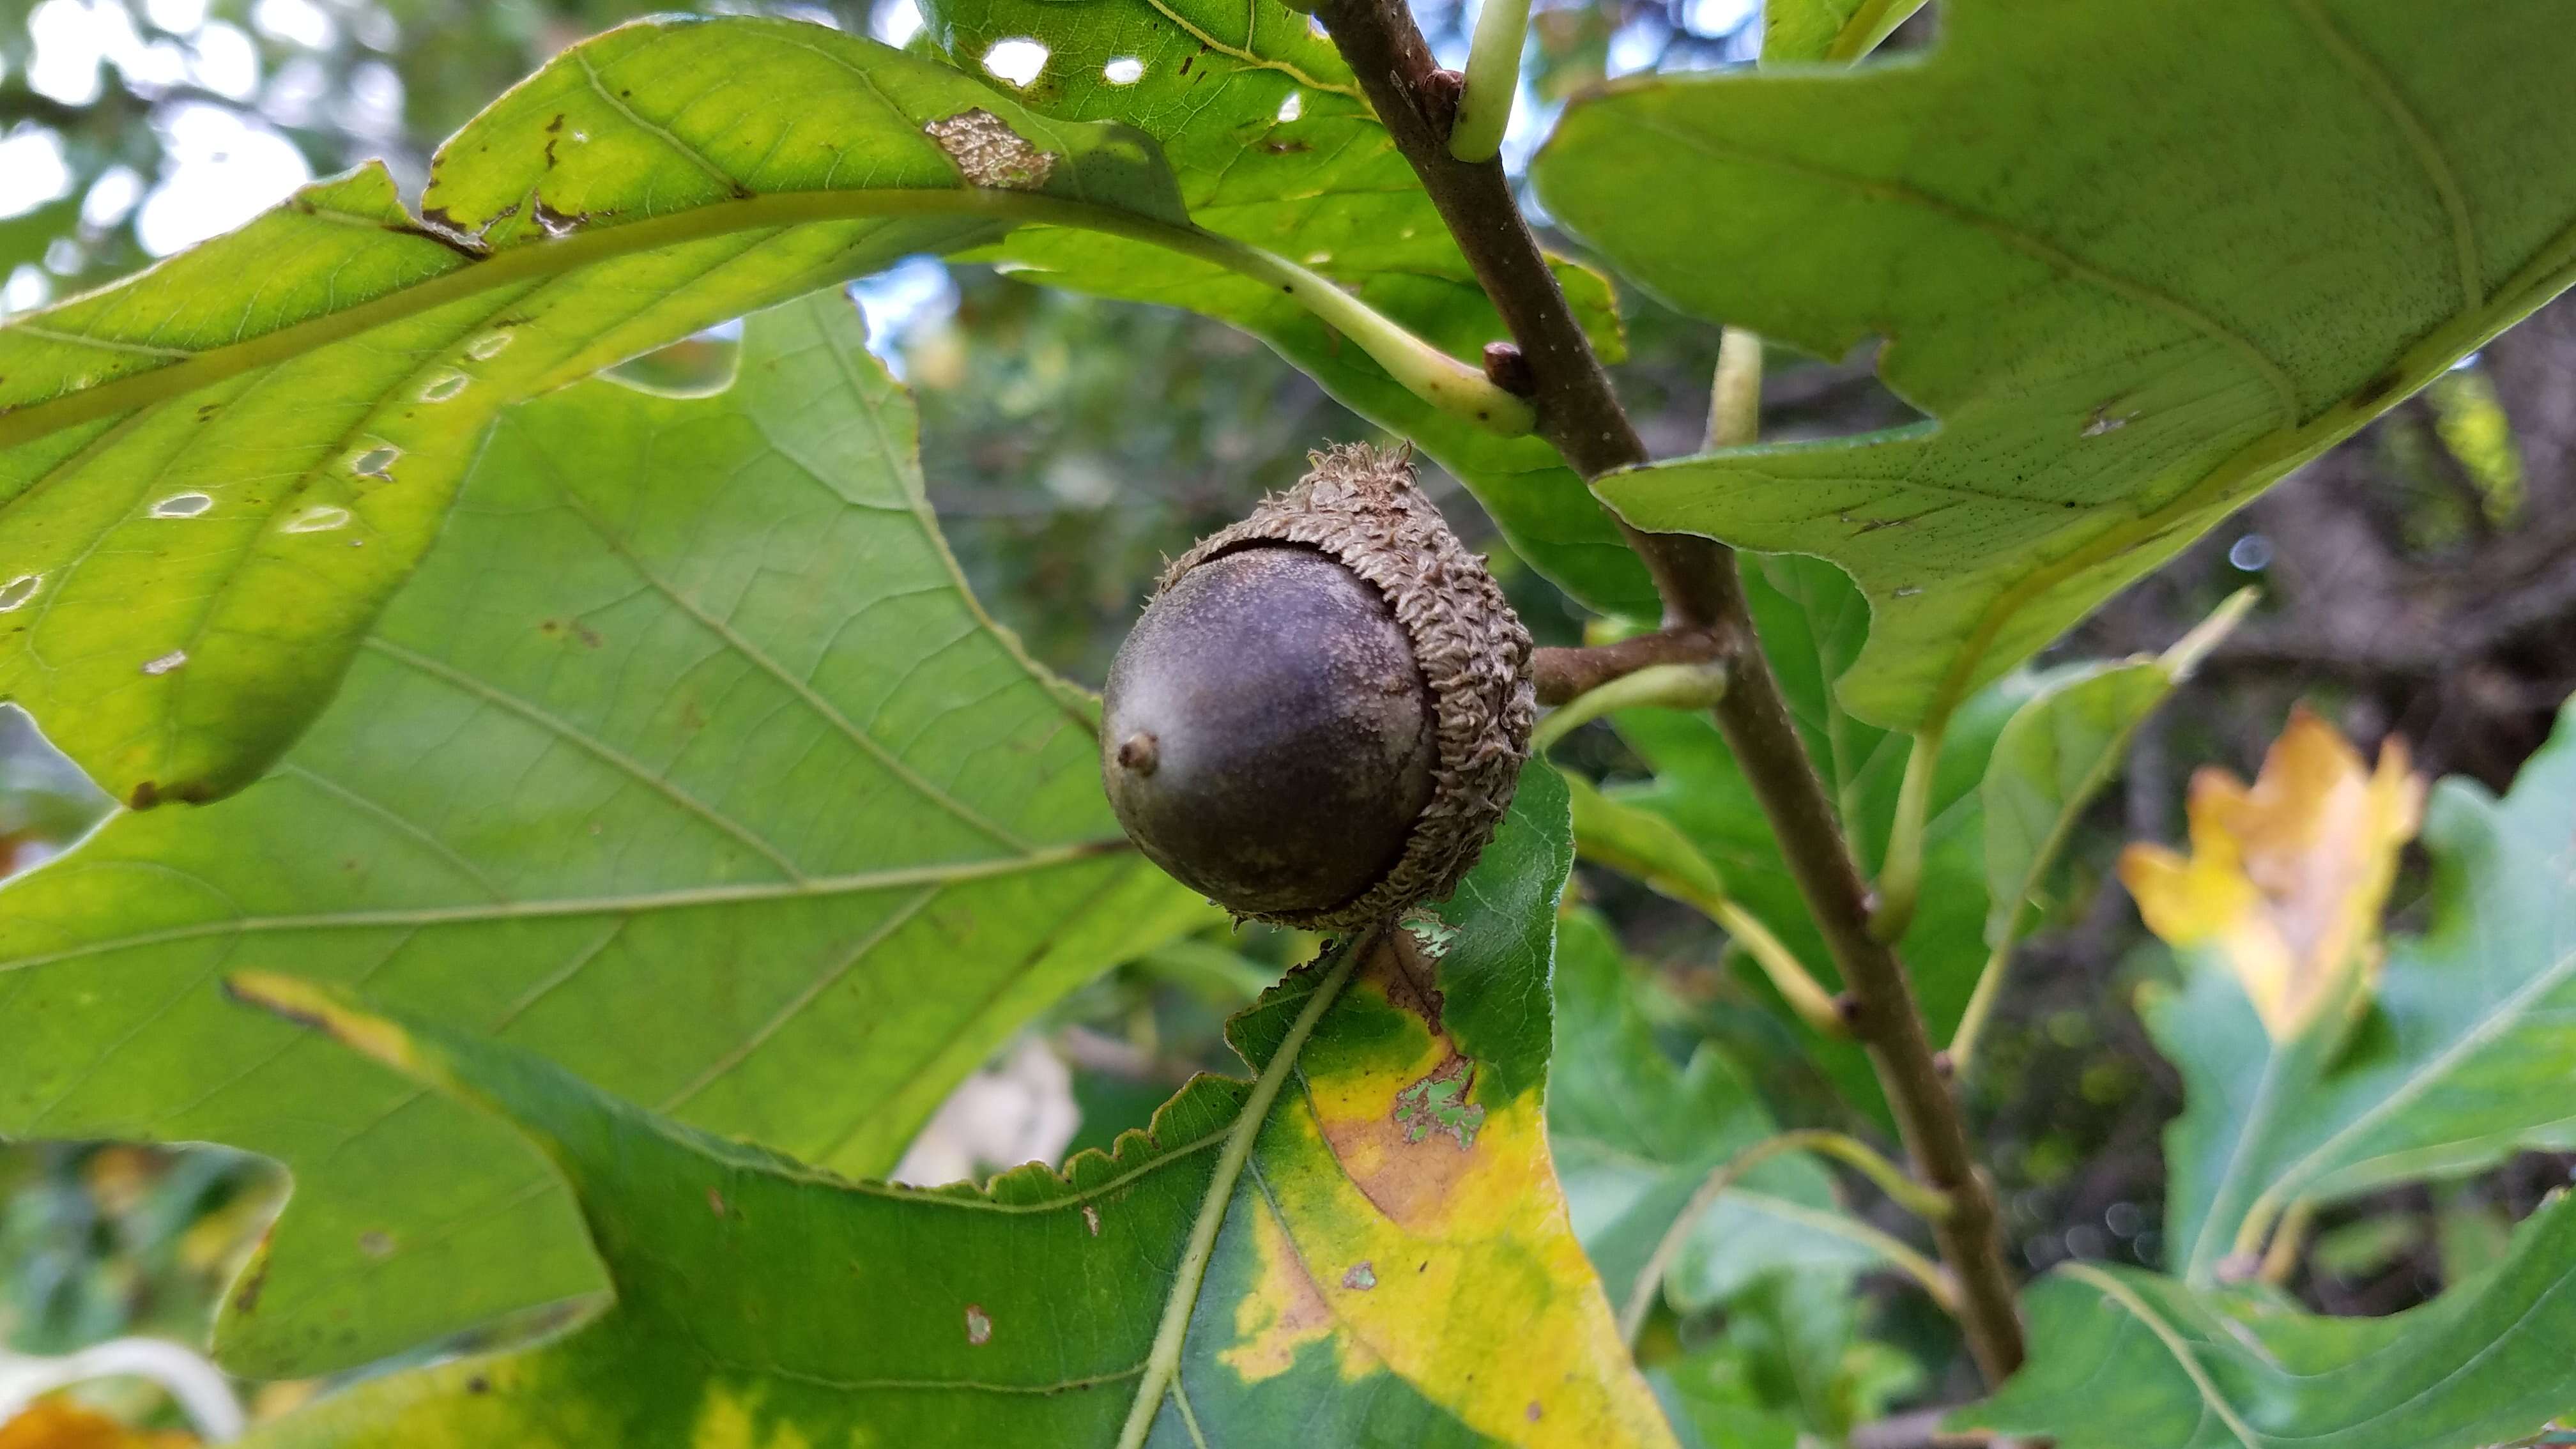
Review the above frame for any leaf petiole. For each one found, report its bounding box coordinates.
[1447,0,1531,164]
[1867,723,1943,943]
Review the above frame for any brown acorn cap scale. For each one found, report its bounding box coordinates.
[1148,443,1536,928]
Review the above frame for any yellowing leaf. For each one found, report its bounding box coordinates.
[2119,709,2425,1040]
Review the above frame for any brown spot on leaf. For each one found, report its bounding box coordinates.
[965,1304,993,1345]
[923,109,1058,190]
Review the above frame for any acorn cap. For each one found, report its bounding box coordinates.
[1158,443,1535,928]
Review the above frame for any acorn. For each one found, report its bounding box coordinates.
[1100,444,1535,929]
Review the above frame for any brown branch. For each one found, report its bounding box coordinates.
[1531,629,1722,705]
[1312,0,2027,1382]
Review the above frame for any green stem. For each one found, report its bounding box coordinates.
[1447,0,1531,164]
[1947,943,2012,1078]
[1530,661,1728,752]
[1167,225,1535,434]
[1704,326,1764,450]
[1710,898,1848,1040]
[1115,939,1363,1449]
[1620,1129,1954,1344]
[1867,724,1943,943]
[1,188,1532,449]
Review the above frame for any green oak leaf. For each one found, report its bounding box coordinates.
[0,15,1204,806]
[0,296,1213,1376]
[1956,1192,2576,1448]
[916,0,1659,617]
[1551,911,1920,1322]
[2156,697,2576,1284]
[227,766,1681,1449]
[1604,555,2011,1118]
[1537,0,2576,735]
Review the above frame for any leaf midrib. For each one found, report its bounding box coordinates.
[0,187,1206,454]
[0,839,1128,974]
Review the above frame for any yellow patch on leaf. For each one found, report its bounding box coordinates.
[1218,1204,1381,1384]
[2119,707,2425,1040]
[687,1388,812,1449]
[1225,931,1676,1446]
[0,1403,196,1449]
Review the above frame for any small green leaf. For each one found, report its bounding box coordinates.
[0,297,1211,1376]
[2156,697,2576,1282]
[1538,0,2576,736]
[916,0,1660,617]
[1604,555,2010,1118]
[1552,914,1925,1443]
[1981,590,2249,950]
[1550,913,1907,1325]
[1561,769,1730,913]
[1957,1192,2576,1449]
[229,767,1680,1449]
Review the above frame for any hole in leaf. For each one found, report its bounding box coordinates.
[141,650,188,677]
[1277,91,1303,122]
[0,575,40,612]
[1102,56,1144,85]
[150,492,214,518]
[352,446,399,479]
[981,38,1048,87]
[466,332,513,360]
[420,371,469,402]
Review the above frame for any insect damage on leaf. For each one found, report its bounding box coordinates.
[1393,1069,1485,1149]
[924,109,1057,188]
[2119,707,2425,1041]
[1399,908,1459,958]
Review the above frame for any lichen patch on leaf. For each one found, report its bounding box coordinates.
[923,109,1057,188]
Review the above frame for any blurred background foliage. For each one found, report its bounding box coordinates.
[4,0,2573,1440]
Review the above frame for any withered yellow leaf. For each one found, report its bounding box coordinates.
[2120,708,2425,1040]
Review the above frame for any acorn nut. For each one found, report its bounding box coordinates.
[1100,444,1535,929]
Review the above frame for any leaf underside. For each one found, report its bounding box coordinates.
[1538,0,2576,733]
[0,16,1206,806]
